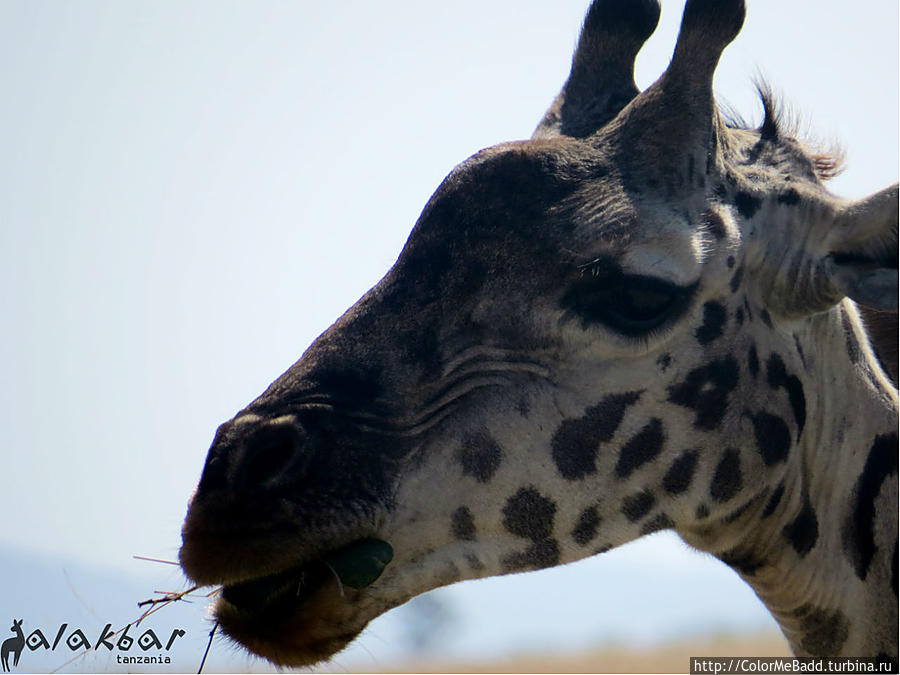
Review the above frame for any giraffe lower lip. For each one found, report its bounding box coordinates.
[221,560,331,613]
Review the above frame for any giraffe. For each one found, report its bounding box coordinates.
[179,0,898,667]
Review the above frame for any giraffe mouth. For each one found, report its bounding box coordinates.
[219,537,393,613]
[220,559,333,615]
[212,539,394,667]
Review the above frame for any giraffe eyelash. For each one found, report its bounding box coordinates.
[562,259,698,338]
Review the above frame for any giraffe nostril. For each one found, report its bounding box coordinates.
[239,418,307,490]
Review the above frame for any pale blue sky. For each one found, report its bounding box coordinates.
[0,1,896,671]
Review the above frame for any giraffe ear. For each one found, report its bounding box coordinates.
[826,185,899,310]
[533,0,660,139]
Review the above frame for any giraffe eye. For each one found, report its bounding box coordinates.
[561,263,696,336]
[597,276,686,333]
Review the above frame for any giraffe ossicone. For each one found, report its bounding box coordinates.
[180,0,899,666]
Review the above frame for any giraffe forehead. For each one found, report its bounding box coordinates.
[404,128,764,284]
[466,137,752,275]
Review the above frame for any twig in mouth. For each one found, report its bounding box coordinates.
[136,586,201,610]
[54,553,224,672]
[132,554,181,566]
[198,622,218,674]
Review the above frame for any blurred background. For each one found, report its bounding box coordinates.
[0,1,896,672]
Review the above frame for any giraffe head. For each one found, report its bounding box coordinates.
[179,0,898,665]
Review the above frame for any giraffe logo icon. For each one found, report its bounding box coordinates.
[1,620,24,673]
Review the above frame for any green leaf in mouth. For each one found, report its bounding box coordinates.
[325,539,394,589]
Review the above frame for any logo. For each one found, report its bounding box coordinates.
[0,618,186,672]
[0,620,23,673]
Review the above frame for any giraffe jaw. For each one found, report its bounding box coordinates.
[213,575,365,668]
[210,539,395,667]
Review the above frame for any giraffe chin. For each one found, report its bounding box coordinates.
[214,562,374,667]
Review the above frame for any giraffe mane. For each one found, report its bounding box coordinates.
[721,78,846,182]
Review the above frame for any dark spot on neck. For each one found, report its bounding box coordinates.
[721,492,764,525]
[750,411,791,466]
[734,191,762,219]
[762,483,785,519]
[615,418,666,479]
[552,391,642,480]
[710,447,743,502]
[667,356,740,430]
[842,433,899,580]
[777,188,801,205]
[663,449,699,495]
[795,605,850,656]
[729,266,745,293]
[696,301,728,345]
[465,553,484,571]
[640,513,674,535]
[501,540,560,572]
[457,428,503,483]
[500,489,561,571]
[748,344,760,377]
[572,506,601,546]
[502,486,556,541]
[766,353,807,439]
[718,547,765,575]
[622,490,655,522]
[783,496,819,557]
[451,506,476,541]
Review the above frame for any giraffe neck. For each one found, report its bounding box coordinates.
[683,301,898,658]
